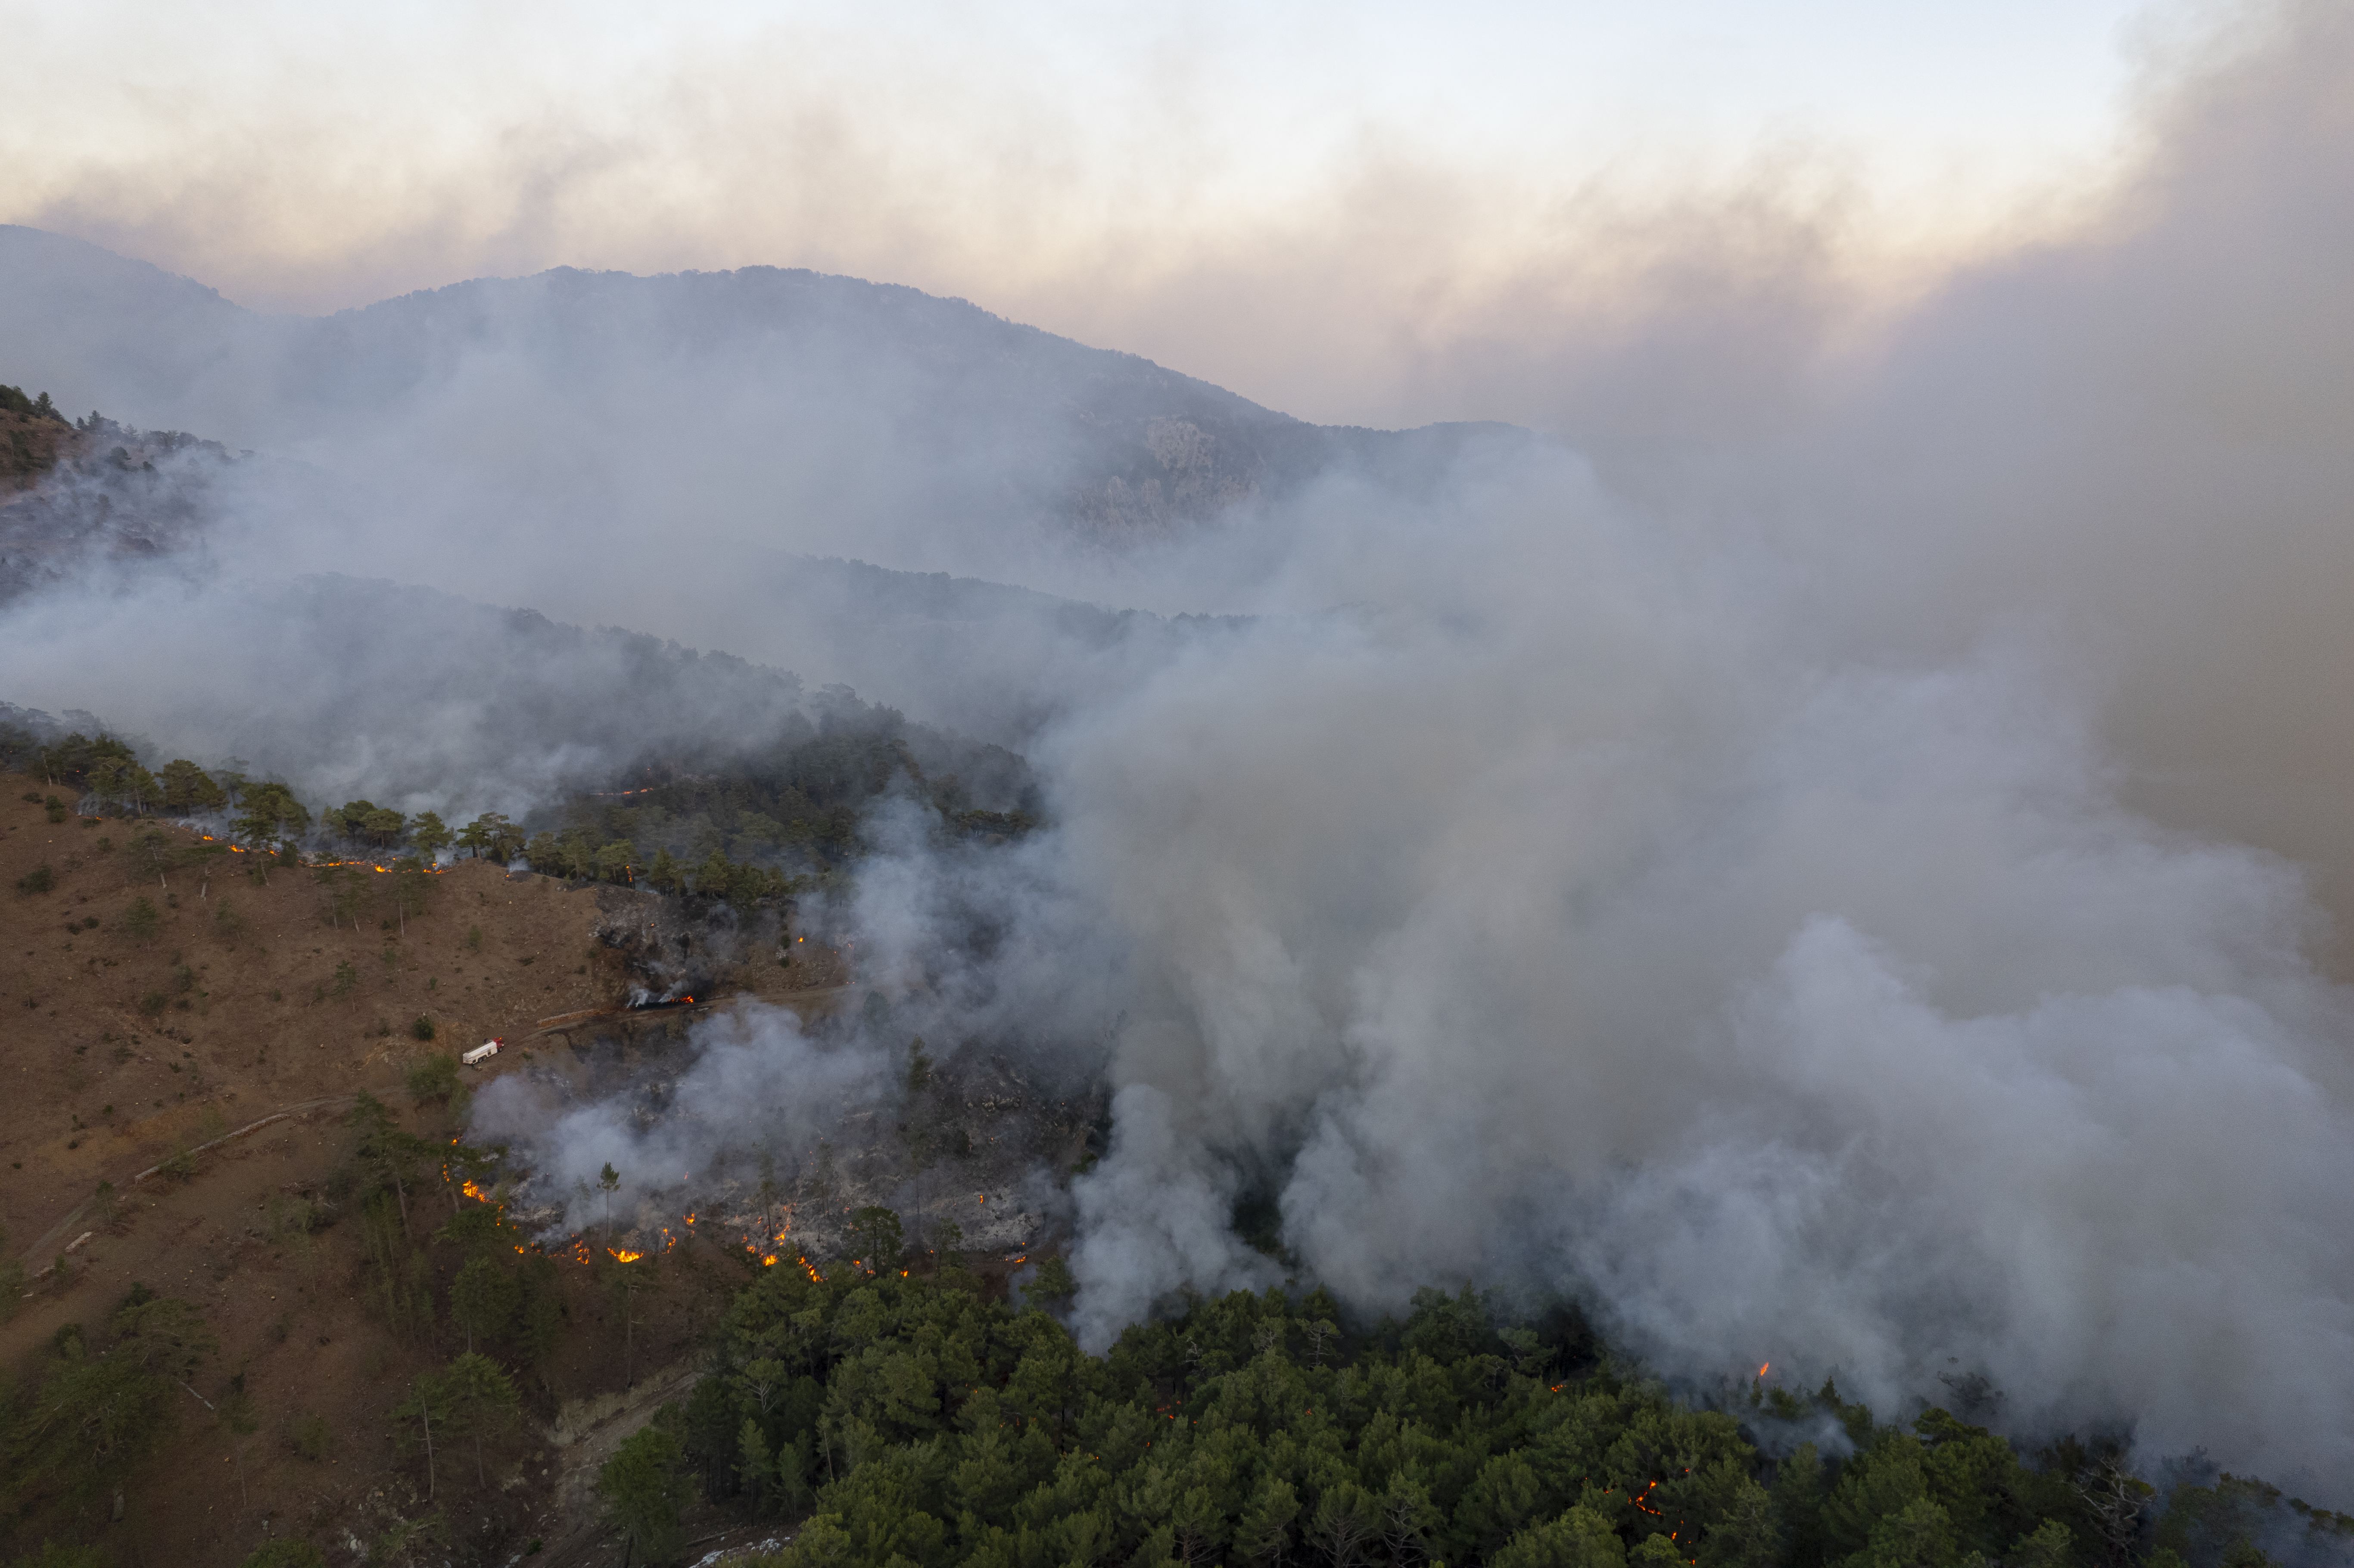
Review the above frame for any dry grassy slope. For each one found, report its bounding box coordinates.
[0,778,623,1254]
[0,775,842,1566]
[0,404,76,487]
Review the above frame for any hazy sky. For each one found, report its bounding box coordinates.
[0,0,2236,423]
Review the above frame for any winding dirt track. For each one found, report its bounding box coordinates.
[13,1093,358,1272]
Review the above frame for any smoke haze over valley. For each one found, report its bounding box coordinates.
[11,0,2354,1527]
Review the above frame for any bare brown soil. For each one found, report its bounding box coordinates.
[0,776,850,1565]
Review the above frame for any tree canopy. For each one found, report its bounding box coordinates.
[576,1266,2354,1568]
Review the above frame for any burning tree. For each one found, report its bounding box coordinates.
[594,838,635,883]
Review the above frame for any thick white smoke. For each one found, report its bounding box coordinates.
[468,1004,896,1235]
[943,450,2354,1490]
[5,0,2354,1498]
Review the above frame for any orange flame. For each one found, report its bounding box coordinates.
[609,1247,643,1263]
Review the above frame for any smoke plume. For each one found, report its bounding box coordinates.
[5,0,2354,1496]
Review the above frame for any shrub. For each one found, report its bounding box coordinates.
[407,1053,459,1103]
[288,1412,333,1462]
[16,864,53,894]
[122,896,159,943]
[137,989,168,1017]
[410,1014,436,1042]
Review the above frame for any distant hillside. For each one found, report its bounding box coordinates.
[0,226,1524,546]
[0,564,1078,841]
[0,383,76,487]
[0,383,1257,752]
[0,403,244,600]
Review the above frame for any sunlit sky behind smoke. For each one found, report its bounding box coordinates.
[0,0,2200,428]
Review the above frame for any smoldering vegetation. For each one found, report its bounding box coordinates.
[6,0,2354,1506]
[470,993,1107,1268]
[0,412,243,602]
[0,570,1048,825]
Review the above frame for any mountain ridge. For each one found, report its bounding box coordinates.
[0,225,1525,545]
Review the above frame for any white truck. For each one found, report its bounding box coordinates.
[461,1039,504,1067]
